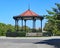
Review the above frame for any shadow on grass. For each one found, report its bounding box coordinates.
[34,39,60,48]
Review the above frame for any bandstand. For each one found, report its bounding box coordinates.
[13,9,44,32]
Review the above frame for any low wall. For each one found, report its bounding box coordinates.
[26,32,42,36]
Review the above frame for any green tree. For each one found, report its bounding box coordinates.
[44,3,60,36]
[22,26,30,32]
[0,22,31,36]
[0,23,7,36]
[6,24,15,32]
[0,23,15,36]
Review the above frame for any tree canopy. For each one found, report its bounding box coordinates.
[44,3,60,36]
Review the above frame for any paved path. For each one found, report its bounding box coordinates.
[0,36,60,48]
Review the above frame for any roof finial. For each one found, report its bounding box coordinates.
[28,4,30,10]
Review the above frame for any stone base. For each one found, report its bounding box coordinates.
[26,32,42,36]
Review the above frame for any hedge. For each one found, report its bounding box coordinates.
[6,31,26,37]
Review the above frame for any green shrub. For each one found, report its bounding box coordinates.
[6,32,18,37]
[6,29,26,37]
[43,32,48,36]
[17,31,26,37]
[55,31,60,36]
[43,31,53,36]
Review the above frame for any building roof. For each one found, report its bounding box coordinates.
[19,9,39,16]
[13,9,44,20]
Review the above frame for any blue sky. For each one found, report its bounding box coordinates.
[0,0,60,28]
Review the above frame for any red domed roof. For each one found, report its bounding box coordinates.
[20,9,39,16]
